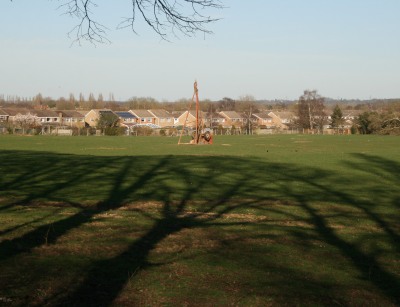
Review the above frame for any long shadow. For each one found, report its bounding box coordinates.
[0,207,63,236]
[342,154,400,249]
[277,154,400,304]
[62,167,251,306]
[300,196,400,304]
[1,149,399,305]
[61,203,188,306]
[0,154,169,262]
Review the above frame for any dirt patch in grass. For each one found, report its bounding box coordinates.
[152,228,228,255]
[119,201,164,211]
[95,212,124,219]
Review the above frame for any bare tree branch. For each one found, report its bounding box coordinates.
[117,0,223,41]
[60,0,111,45]
[54,0,223,44]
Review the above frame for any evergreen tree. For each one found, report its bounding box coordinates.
[357,112,375,134]
[330,104,344,129]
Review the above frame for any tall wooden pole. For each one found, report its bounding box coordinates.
[194,81,199,144]
[178,81,201,145]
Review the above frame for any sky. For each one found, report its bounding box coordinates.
[1,0,400,102]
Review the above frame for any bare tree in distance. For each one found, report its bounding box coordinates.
[238,95,258,134]
[18,0,224,44]
[297,90,327,131]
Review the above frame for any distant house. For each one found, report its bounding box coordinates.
[334,110,362,130]
[85,109,119,127]
[32,110,61,125]
[268,111,295,129]
[2,108,60,126]
[176,110,196,128]
[77,110,91,117]
[343,110,363,121]
[1,108,31,122]
[0,108,60,129]
[252,113,275,128]
[115,111,138,124]
[0,109,9,122]
[129,110,157,126]
[218,111,244,127]
[115,111,138,133]
[175,110,208,128]
[205,112,226,128]
[171,111,183,126]
[148,109,174,127]
[57,110,85,128]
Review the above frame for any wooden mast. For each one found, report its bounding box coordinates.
[178,80,212,145]
[194,81,199,144]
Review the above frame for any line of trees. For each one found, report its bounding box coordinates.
[293,90,400,135]
[0,93,277,113]
[2,92,400,114]
[357,111,400,135]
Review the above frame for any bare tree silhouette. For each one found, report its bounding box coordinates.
[57,0,224,44]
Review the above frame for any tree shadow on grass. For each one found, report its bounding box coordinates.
[0,150,399,306]
[342,154,400,249]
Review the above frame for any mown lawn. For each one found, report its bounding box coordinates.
[0,134,399,306]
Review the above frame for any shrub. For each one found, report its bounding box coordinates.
[132,126,153,136]
[104,127,125,136]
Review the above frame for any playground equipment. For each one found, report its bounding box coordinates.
[178,81,213,145]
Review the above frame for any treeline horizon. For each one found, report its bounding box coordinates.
[1,93,400,113]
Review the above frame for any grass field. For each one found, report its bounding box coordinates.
[0,134,399,306]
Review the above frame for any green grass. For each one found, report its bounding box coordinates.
[0,134,399,306]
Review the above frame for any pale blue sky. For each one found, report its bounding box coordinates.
[1,0,399,101]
